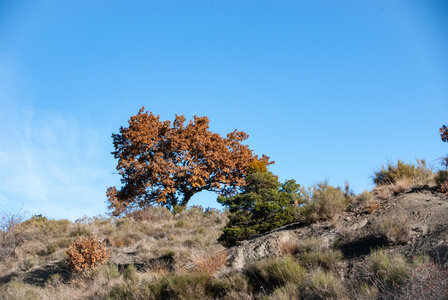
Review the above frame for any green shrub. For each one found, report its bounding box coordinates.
[149,272,211,300]
[107,280,155,300]
[174,220,186,228]
[302,182,349,222]
[44,273,63,288]
[20,215,71,237]
[373,159,432,186]
[358,190,373,203]
[378,212,409,244]
[44,238,72,255]
[307,269,347,299]
[365,249,409,286]
[205,273,251,299]
[100,263,121,281]
[269,282,302,300]
[354,283,378,300]
[108,272,251,300]
[245,255,306,292]
[300,249,342,270]
[123,264,138,282]
[435,170,448,186]
[218,170,304,247]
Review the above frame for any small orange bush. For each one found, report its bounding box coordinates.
[440,181,448,196]
[66,235,110,273]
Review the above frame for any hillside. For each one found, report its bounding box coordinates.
[1,183,448,299]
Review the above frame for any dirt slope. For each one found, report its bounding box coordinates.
[224,185,448,272]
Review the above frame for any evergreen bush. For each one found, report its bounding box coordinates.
[218,167,303,247]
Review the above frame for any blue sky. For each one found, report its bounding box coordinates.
[1,0,447,220]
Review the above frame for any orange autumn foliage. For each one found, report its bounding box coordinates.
[107,107,271,216]
[66,235,110,273]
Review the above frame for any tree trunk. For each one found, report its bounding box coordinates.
[180,191,194,207]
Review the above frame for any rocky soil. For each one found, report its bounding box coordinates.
[223,184,448,273]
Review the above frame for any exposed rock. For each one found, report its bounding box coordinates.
[224,185,448,272]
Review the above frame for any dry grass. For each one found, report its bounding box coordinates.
[302,182,349,222]
[307,268,347,300]
[378,212,409,244]
[373,159,433,187]
[373,186,392,200]
[391,178,411,194]
[193,250,227,274]
[0,206,229,299]
[279,239,300,256]
[357,190,373,203]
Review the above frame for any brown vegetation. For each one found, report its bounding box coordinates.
[66,235,110,273]
[107,107,271,215]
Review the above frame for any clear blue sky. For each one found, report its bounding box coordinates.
[1,0,447,220]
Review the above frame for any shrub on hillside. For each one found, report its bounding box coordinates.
[66,235,110,273]
[302,182,349,222]
[363,249,410,287]
[245,255,306,293]
[218,168,303,247]
[307,268,347,299]
[384,260,448,299]
[108,271,252,300]
[20,215,71,237]
[0,210,26,260]
[435,170,448,186]
[372,159,432,186]
[378,212,409,244]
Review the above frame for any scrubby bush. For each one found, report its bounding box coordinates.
[20,215,72,237]
[435,170,448,185]
[384,260,448,299]
[108,272,252,300]
[245,255,306,293]
[99,263,121,281]
[373,159,432,186]
[307,269,347,299]
[358,190,373,203]
[302,182,349,222]
[66,235,110,273]
[300,249,343,270]
[364,249,409,287]
[218,167,303,247]
[0,210,26,261]
[435,170,448,195]
[378,212,409,244]
[123,264,138,282]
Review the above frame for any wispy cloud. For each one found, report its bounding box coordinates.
[0,108,116,220]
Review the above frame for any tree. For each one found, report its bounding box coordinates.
[218,163,303,247]
[107,107,270,216]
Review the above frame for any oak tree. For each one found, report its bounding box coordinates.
[107,107,269,216]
